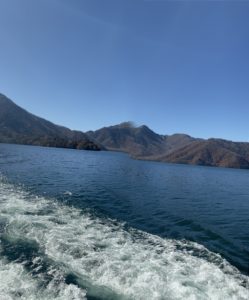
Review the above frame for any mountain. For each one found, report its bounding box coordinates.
[87,122,196,157]
[1,93,249,169]
[87,123,249,169]
[87,122,166,156]
[156,139,249,169]
[0,93,100,150]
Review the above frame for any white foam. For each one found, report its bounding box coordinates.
[0,254,86,300]
[0,180,249,300]
[63,191,73,196]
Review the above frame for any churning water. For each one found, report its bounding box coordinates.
[0,144,249,299]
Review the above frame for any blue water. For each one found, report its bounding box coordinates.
[0,143,249,299]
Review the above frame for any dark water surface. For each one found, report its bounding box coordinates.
[0,143,248,299]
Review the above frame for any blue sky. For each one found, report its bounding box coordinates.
[0,0,248,141]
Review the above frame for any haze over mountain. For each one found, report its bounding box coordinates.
[1,93,249,169]
[0,93,100,150]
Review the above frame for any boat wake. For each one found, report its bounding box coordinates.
[0,178,248,300]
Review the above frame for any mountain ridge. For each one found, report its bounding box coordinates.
[87,123,249,169]
[1,93,249,169]
[0,93,100,150]
[87,123,198,158]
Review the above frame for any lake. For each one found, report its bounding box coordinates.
[0,143,248,299]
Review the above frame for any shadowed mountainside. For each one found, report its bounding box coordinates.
[0,93,100,150]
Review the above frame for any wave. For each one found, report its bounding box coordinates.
[0,179,248,300]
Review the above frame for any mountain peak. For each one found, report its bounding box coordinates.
[138,124,150,130]
[87,122,190,158]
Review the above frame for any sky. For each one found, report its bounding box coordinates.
[0,0,249,141]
